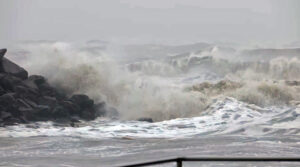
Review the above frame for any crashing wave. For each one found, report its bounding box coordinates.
[6,41,300,122]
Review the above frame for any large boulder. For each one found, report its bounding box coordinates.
[70,94,94,109]
[0,57,28,80]
[0,49,7,59]
[0,73,22,91]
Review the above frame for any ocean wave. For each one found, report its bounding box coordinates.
[7,42,300,122]
[0,97,298,138]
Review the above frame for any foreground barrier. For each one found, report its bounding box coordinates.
[120,157,300,167]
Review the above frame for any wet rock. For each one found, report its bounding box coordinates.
[34,105,52,119]
[0,93,16,107]
[3,117,20,126]
[137,117,153,123]
[16,98,32,109]
[23,98,38,108]
[0,57,28,80]
[70,94,94,109]
[0,48,7,59]
[70,116,81,123]
[60,100,80,116]
[0,86,5,96]
[52,105,70,119]
[0,74,22,91]
[1,111,12,120]
[28,75,46,86]
[94,102,107,116]
[80,109,96,120]
[38,96,57,107]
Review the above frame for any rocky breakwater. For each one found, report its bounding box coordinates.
[0,48,113,126]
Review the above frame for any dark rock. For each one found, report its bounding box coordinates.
[80,109,96,120]
[137,117,153,123]
[38,82,66,100]
[0,74,22,91]
[0,48,7,59]
[94,102,106,116]
[14,85,30,95]
[20,107,36,121]
[22,79,39,90]
[23,98,38,108]
[70,94,94,109]
[52,105,70,119]
[0,93,16,107]
[3,117,20,126]
[16,98,32,109]
[28,75,46,86]
[1,111,12,120]
[31,105,52,120]
[60,100,80,115]
[0,57,28,80]
[38,96,57,107]
[70,116,81,122]
[0,86,5,96]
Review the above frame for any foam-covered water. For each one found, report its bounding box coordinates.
[1,97,299,139]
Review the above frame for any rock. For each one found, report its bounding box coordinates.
[28,75,46,86]
[23,79,39,90]
[20,107,36,121]
[94,102,106,116]
[0,57,28,80]
[0,74,22,91]
[137,117,153,123]
[52,105,70,119]
[60,100,80,116]
[16,98,32,109]
[0,86,6,96]
[1,111,12,120]
[14,85,28,94]
[33,105,52,119]
[38,96,57,107]
[70,116,81,123]
[70,94,94,109]
[0,48,7,59]
[3,117,20,126]
[0,93,16,107]
[80,109,96,120]
[23,98,38,108]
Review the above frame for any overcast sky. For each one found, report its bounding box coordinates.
[0,0,299,45]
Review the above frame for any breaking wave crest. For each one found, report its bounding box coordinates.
[8,42,300,122]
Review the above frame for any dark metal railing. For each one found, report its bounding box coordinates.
[120,157,300,167]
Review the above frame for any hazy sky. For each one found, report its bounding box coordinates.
[0,0,299,45]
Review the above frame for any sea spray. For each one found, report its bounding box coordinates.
[8,41,300,121]
[11,42,208,121]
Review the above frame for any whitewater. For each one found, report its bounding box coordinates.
[1,41,300,167]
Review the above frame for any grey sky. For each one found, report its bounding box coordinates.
[0,0,299,45]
